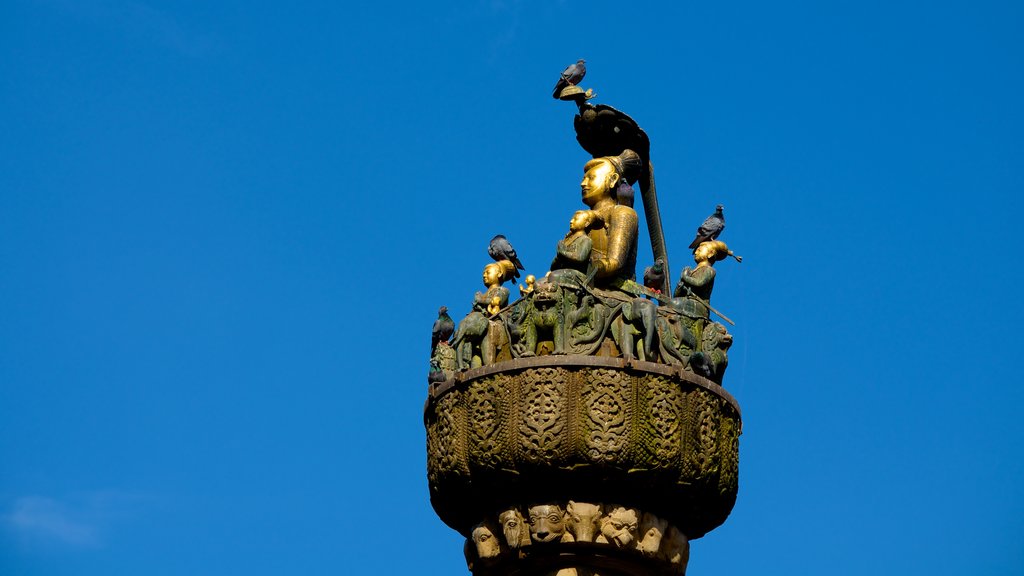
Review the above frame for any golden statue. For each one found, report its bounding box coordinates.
[452,260,516,369]
[578,149,641,285]
[673,240,737,318]
[551,210,604,275]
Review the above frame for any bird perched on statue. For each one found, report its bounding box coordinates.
[488,235,525,277]
[431,306,454,355]
[688,204,725,250]
[427,359,447,385]
[643,258,665,293]
[552,59,586,99]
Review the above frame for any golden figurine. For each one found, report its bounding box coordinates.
[478,261,514,312]
[518,274,536,297]
[551,210,604,275]
[452,260,516,370]
[578,149,642,285]
[674,240,735,320]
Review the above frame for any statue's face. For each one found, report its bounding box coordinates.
[694,243,715,263]
[569,210,591,232]
[580,160,619,207]
[499,509,526,549]
[472,524,500,558]
[566,501,602,543]
[483,265,501,286]
[600,507,639,548]
[528,504,566,543]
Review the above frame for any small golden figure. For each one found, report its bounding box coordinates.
[674,240,735,318]
[453,260,516,370]
[519,274,536,297]
[551,210,604,274]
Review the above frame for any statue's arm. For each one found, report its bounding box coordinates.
[472,290,489,311]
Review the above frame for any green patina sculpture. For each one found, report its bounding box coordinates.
[426,62,746,576]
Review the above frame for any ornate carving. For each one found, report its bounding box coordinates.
[499,508,531,549]
[596,506,639,547]
[693,389,721,479]
[581,369,630,463]
[465,502,691,575]
[527,504,569,544]
[566,501,602,543]
[426,391,465,484]
[471,521,502,559]
[467,377,503,470]
[519,368,567,464]
[636,512,668,556]
[426,360,741,544]
[425,67,749,576]
[718,413,740,497]
[639,374,683,466]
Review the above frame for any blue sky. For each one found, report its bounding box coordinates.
[1,1,1022,574]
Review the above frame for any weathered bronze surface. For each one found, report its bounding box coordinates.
[426,63,745,576]
[426,356,740,538]
[425,356,739,575]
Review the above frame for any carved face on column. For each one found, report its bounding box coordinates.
[498,508,530,549]
[661,526,690,567]
[527,504,567,543]
[471,522,501,559]
[636,512,669,555]
[566,501,602,543]
[599,507,639,548]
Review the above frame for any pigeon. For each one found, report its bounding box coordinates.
[688,204,725,250]
[431,306,454,354]
[643,258,665,293]
[552,59,586,99]
[488,235,525,277]
[427,359,447,385]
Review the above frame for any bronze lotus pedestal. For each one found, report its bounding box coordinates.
[426,65,744,575]
[425,356,740,575]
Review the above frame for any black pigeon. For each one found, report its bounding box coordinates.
[688,204,725,250]
[488,235,525,277]
[431,306,454,354]
[552,59,586,99]
[643,258,665,293]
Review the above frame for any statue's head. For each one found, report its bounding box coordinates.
[483,261,516,286]
[498,508,530,549]
[569,210,605,233]
[703,322,733,351]
[636,512,669,555]
[471,522,501,559]
[581,149,640,207]
[566,501,602,543]
[694,240,729,264]
[599,506,639,548]
[527,504,566,543]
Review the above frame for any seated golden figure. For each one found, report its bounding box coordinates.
[577,149,641,285]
